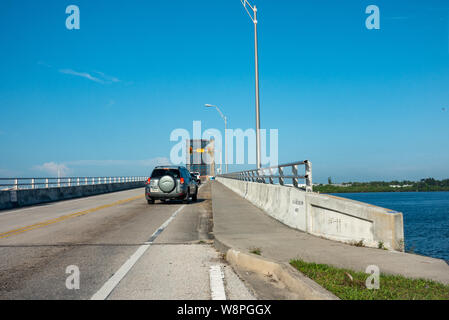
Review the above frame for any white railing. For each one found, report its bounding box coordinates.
[219,160,313,192]
[0,177,147,191]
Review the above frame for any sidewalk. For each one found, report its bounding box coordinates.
[211,181,449,285]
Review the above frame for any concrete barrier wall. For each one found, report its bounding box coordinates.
[217,177,404,251]
[0,181,145,210]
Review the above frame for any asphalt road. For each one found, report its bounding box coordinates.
[0,183,254,300]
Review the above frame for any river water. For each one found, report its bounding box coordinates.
[331,192,449,261]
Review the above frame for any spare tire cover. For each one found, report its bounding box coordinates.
[158,175,176,193]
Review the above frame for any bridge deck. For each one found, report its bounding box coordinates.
[0,183,254,300]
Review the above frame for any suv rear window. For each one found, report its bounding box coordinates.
[151,168,180,179]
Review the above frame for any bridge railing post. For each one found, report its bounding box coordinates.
[268,168,274,185]
[255,169,261,183]
[292,165,298,188]
[278,167,285,186]
[305,160,313,192]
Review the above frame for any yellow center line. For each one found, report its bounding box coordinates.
[0,194,145,240]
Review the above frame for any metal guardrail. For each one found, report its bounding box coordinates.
[219,160,313,192]
[0,177,147,191]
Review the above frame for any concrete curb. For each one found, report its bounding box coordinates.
[213,237,339,300]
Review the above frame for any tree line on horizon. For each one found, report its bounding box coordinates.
[314,178,449,193]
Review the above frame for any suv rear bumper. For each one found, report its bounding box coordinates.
[146,192,187,200]
[145,187,188,200]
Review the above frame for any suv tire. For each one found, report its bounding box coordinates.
[147,199,155,205]
[192,189,198,202]
[183,189,190,204]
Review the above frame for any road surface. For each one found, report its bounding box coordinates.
[0,183,254,300]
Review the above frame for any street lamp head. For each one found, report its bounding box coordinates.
[204,104,215,108]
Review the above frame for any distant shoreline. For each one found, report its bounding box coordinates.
[313,185,449,194]
[324,190,449,194]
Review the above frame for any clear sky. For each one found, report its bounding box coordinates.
[0,0,448,183]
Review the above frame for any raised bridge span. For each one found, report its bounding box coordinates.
[0,165,448,300]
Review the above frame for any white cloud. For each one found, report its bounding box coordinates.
[34,162,71,177]
[141,157,172,167]
[94,71,120,83]
[58,69,121,84]
[59,69,104,83]
[39,61,121,85]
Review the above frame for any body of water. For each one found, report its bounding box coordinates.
[331,192,449,261]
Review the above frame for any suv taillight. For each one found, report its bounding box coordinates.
[180,178,185,185]
[146,178,151,185]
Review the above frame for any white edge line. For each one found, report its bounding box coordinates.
[90,183,205,300]
[90,244,150,300]
[209,265,227,300]
[90,205,186,300]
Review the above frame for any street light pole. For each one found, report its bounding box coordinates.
[240,0,261,169]
[253,6,261,170]
[205,104,228,173]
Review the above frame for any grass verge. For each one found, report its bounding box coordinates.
[290,259,449,300]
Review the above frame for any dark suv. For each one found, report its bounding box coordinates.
[145,166,198,204]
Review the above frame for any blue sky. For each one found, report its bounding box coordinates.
[0,0,448,183]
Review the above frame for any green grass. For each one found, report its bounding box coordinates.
[377,241,387,250]
[349,240,365,247]
[290,259,449,300]
[249,247,262,255]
